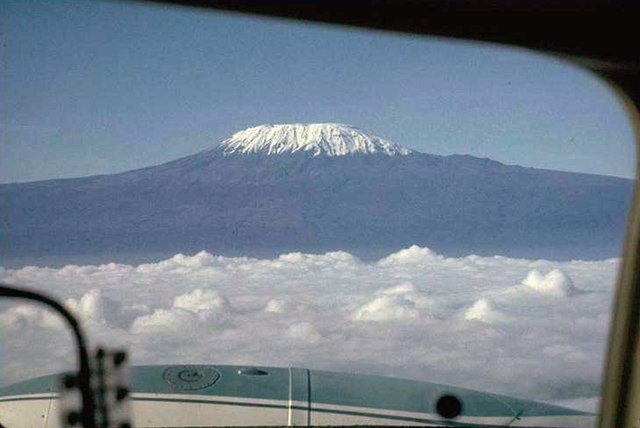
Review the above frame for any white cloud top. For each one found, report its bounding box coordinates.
[352,282,432,321]
[0,247,619,412]
[464,298,507,324]
[173,289,230,313]
[522,269,577,296]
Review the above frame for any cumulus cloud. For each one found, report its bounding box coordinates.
[173,288,230,313]
[64,288,152,330]
[0,247,619,411]
[463,298,507,324]
[0,304,64,331]
[287,322,324,344]
[376,245,440,267]
[131,308,200,334]
[351,282,432,321]
[65,288,122,325]
[264,298,287,313]
[522,269,577,297]
[131,288,231,333]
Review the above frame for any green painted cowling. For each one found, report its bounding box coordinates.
[0,365,593,427]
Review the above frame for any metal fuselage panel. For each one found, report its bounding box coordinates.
[0,365,595,427]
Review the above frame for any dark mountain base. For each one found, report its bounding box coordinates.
[1,151,633,267]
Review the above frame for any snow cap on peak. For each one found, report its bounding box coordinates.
[218,123,413,157]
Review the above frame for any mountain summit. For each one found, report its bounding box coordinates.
[218,123,413,157]
[0,124,634,265]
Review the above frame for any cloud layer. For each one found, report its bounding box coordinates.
[0,247,619,412]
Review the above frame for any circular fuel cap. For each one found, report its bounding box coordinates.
[163,366,220,390]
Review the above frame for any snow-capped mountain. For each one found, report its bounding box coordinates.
[0,124,634,265]
[218,123,413,157]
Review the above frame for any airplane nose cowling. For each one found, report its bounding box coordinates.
[0,365,595,427]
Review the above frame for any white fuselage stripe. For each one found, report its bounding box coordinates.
[0,392,59,401]
[287,367,293,426]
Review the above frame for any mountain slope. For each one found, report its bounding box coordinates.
[0,124,634,264]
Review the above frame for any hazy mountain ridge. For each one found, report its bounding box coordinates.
[0,124,634,264]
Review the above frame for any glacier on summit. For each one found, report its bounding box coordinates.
[218,123,413,157]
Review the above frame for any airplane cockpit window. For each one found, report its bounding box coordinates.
[0,1,637,427]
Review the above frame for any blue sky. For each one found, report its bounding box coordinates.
[1,0,636,183]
